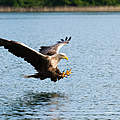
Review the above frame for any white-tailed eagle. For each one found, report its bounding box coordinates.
[0,37,71,82]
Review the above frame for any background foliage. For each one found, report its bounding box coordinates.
[0,0,120,7]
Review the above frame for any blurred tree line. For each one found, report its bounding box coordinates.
[0,0,120,7]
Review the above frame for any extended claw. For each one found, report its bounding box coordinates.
[60,70,66,78]
[65,69,72,76]
[59,69,72,79]
[62,71,66,78]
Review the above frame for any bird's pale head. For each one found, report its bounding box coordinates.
[58,53,68,60]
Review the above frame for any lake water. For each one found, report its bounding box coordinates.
[0,12,120,120]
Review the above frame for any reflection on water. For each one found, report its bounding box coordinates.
[3,92,66,120]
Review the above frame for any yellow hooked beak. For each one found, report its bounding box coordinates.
[63,56,68,61]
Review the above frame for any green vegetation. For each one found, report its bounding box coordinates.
[0,0,120,7]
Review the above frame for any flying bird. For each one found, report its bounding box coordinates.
[0,37,71,82]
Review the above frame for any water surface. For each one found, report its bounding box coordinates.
[0,12,120,120]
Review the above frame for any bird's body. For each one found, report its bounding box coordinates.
[0,37,71,82]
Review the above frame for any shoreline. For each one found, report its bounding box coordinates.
[1,6,120,12]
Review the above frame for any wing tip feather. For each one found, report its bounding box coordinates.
[57,36,71,44]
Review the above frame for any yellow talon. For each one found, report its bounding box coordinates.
[69,69,72,74]
[60,69,72,79]
[61,70,66,78]
[65,71,69,76]
[62,71,65,76]
[65,69,72,76]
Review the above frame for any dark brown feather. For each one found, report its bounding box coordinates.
[0,38,48,72]
[0,38,65,82]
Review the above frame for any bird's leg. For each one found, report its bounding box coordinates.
[61,70,66,78]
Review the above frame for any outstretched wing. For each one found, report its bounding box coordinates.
[39,36,71,56]
[0,38,48,71]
